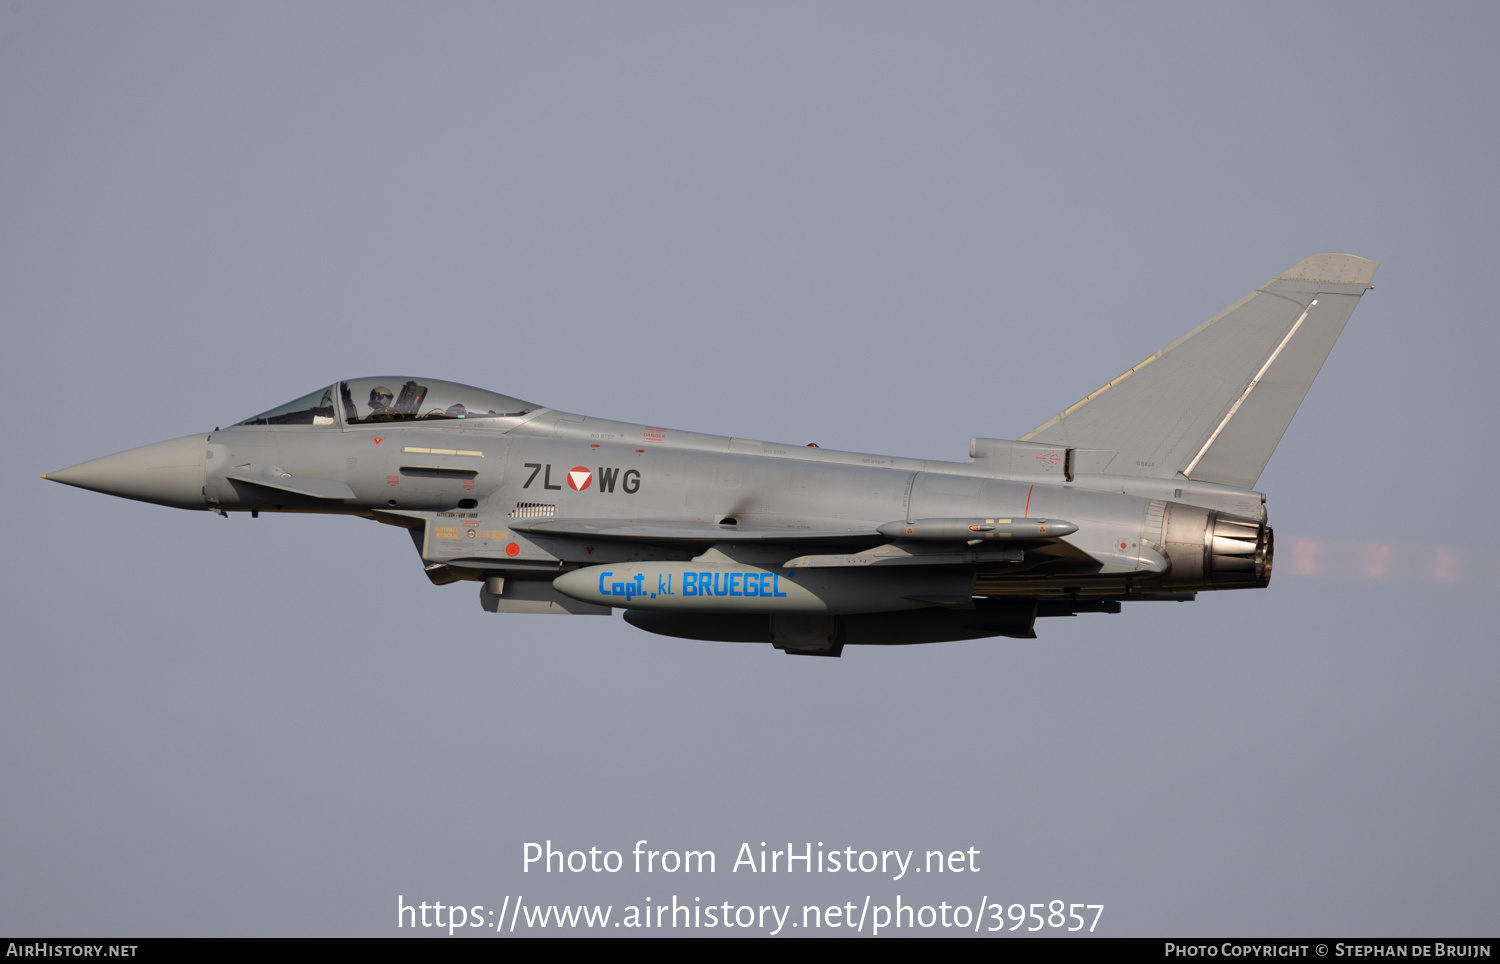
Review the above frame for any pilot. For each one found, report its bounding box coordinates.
[367,386,395,420]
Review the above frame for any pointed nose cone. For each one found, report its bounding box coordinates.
[45,434,208,510]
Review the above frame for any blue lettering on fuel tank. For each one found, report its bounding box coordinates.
[605,571,648,601]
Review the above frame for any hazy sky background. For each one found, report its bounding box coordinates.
[2,2,1497,936]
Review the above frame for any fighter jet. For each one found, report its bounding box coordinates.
[45,253,1376,656]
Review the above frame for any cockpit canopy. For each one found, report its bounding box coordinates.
[238,378,537,427]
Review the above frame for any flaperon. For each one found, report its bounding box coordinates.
[45,253,1377,656]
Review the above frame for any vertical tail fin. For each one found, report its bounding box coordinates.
[1021,253,1377,488]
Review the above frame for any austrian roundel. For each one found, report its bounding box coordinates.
[566,466,592,491]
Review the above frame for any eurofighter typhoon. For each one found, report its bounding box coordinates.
[46,254,1376,656]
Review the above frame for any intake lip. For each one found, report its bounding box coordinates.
[45,434,209,510]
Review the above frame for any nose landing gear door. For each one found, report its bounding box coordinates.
[205,434,283,509]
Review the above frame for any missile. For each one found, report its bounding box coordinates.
[783,543,1024,568]
[876,517,1077,541]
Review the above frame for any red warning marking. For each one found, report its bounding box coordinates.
[1035,449,1061,469]
[1024,484,1034,517]
[1120,541,1128,550]
[505,543,520,557]
[372,437,383,446]
[386,475,399,486]
[585,546,595,555]
[461,479,475,490]
[566,466,592,491]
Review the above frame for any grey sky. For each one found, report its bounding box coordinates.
[2,2,1496,936]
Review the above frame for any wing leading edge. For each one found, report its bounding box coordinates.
[1021,253,1378,489]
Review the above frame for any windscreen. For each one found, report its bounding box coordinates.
[238,385,337,426]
